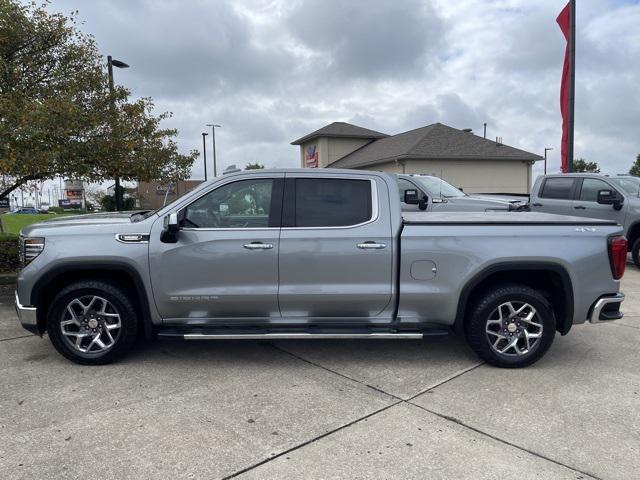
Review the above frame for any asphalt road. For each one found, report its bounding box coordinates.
[0,268,638,479]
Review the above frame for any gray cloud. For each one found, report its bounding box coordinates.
[45,0,640,181]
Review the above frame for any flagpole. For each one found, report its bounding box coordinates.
[567,0,576,173]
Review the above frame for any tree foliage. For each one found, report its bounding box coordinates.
[0,0,197,198]
[572,158,600,173]
[629,154,640,177]
[245,162,265,170]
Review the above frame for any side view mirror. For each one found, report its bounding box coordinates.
[404,189,420,204]
[161,212,180,243]
[597,189,624,210]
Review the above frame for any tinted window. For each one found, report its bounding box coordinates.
[183,179,274,228]
[398,178,419,203]
[294,178,372,227]
[540,178,575,200]
[580,178,614,202]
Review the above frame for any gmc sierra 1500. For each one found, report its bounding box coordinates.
[15,169,626,367]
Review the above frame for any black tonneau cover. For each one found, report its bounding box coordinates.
[402,212,619,226]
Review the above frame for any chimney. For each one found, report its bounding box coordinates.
[495,136,503,146]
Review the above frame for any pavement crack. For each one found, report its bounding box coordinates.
[0,334,35,342]
[405,362,484,401]
[221,400,403,479]
[267,343,403,401]
[407,402,603,480]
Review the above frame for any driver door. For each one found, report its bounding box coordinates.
[149,175,284,324]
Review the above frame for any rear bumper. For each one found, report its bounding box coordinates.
[15,291,39,335]
[588,293,625,324]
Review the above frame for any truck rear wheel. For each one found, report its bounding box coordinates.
[466,284,556,368]
[47,280,138,365]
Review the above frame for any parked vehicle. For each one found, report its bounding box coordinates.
[8,207,39,215]
[15,169,625,368]
[530,174,640,266]
[396,174,528,212]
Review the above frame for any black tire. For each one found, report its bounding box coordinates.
[631,238,640,267]
[47,280,138,365]
[465,284,556,368]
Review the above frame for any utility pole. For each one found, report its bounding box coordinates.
[202,132,209,181]
[107,55,130,210]
[206,124,221,177]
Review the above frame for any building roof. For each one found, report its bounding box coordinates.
[327,123,543,168]
[291,121,388,145]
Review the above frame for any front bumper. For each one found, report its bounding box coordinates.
[15,291,39,335]
[588,293,625,324]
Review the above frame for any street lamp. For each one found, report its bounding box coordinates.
[544,147,553,175]
[201,132,209,181]
[108,55,130,211]
[206,124,221,177]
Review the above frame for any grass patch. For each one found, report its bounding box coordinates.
[1,213,78,235]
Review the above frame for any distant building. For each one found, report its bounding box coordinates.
[291,122,542,194]
[136,180,203,210]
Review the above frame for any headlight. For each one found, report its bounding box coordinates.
[19,236,45,265]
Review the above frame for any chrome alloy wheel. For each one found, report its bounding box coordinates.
[485,301,543,356]
[59,295,122,354]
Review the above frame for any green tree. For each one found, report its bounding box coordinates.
[245,162,265,170]
[572,158,600,173]
[0,1,197,199]
[629,154,640,177]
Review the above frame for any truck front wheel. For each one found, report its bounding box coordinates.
[466,284,556,368]
[47,280,138,365]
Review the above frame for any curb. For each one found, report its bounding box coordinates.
[0,273,17,285]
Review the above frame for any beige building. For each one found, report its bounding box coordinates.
[291,122,542,194]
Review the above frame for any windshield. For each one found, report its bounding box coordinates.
[412,176,466,198]
[610,177,640,196]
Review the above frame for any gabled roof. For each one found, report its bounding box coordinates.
[291,121,388,145]
[328,123,543,168]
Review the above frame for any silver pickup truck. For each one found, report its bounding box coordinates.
[15,169,626,368]
[530,173,640,266]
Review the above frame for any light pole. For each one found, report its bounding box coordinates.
[544,147,553,175]
[201,132,209,181]
[206,124,221,177]
[107,55,130,210]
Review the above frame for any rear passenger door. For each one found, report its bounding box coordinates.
[530,177,578,216]
[278,175,394,321]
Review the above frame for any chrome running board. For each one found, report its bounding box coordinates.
[184,332,424,340]
[158,331,428,340]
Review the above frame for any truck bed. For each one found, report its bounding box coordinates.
[402,211,619,226]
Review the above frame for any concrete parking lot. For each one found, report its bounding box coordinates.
[1,269,638,480]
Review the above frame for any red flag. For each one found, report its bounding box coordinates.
[557,2,571,173]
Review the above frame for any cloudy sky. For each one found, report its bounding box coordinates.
[48,0,640,181]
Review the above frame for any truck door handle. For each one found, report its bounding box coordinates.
[243,242,273,250]
[574,206,586,210]
[357,241,387,250]
[532,203,543,207]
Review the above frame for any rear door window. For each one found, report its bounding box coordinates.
[540,178,576,200]
[293,178,372,227]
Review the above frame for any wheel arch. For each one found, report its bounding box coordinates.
[31,262,154,339]
[453,262,574,336]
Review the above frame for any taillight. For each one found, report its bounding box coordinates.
[608,236,627,280]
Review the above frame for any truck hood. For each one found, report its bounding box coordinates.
[19,211,151,236]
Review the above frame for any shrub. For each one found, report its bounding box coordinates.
[0,234,20,273]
